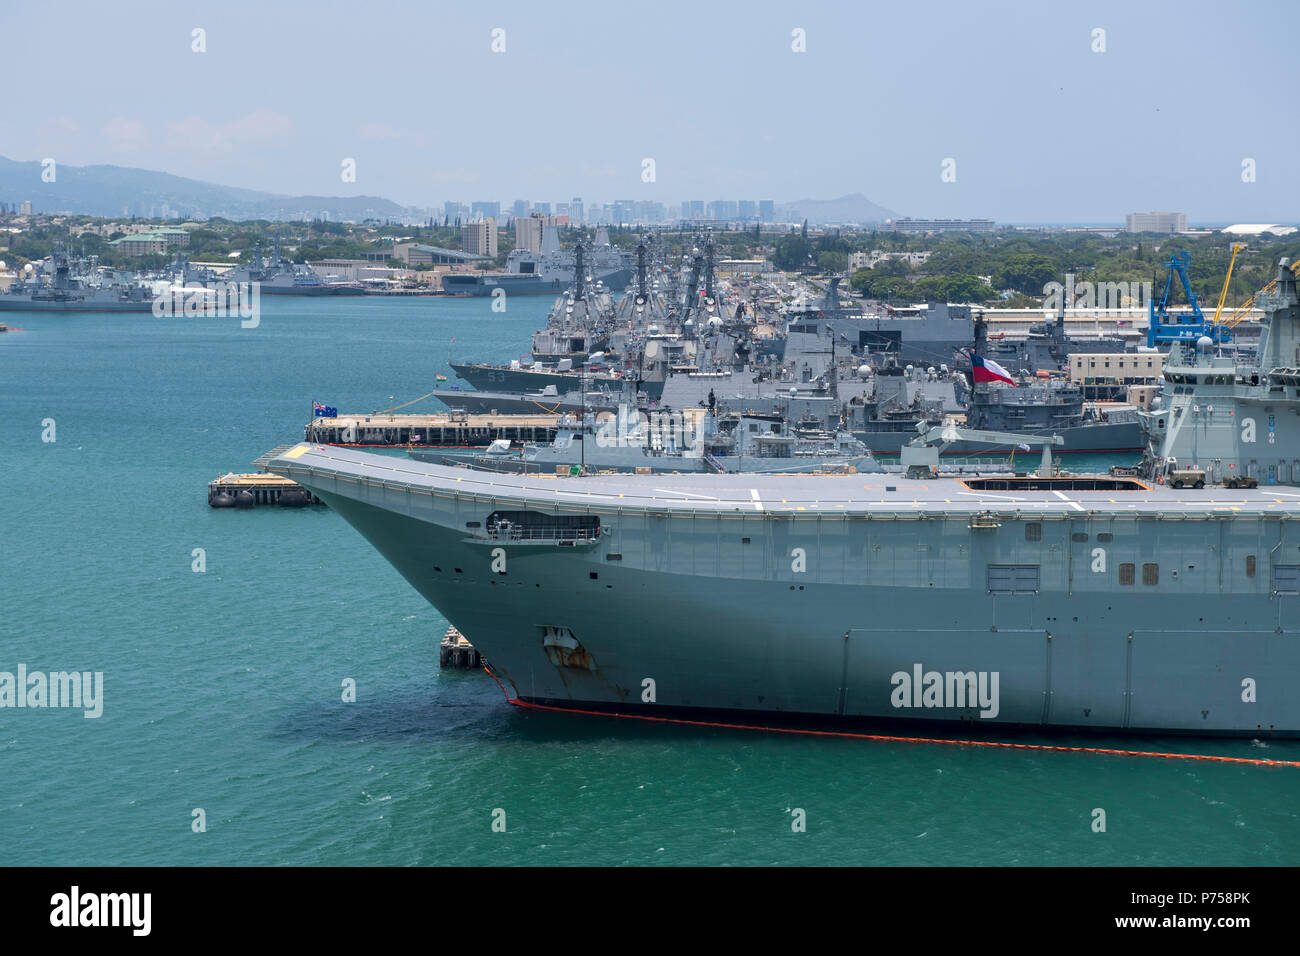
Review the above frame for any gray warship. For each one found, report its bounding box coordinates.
[1142,259,1300,486]
[449,240,669,398]
[0,249,154,313]
[267,259,1300,736]
[440,226,634,296]
[410,404,881,475]
[221,239,365,296]
[982,293,1132,374]
[954,317,1144,454]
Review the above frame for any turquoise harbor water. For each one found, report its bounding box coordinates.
[1,297,1297,867]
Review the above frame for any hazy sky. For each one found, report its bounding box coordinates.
[2,0,1296,222]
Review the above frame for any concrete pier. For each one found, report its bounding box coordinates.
[439,625,482,669]
[305,411,558,447]
[208,472,322,508]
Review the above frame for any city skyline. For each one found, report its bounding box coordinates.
[0,1,1296,222]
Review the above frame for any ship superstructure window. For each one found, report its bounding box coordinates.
[1071,532,1089,543]
[486,510,600,541]
[987,564,1039,593]
[1024,523,1042,542]
[1246,555,1257,578]
[1119,563,1135,586]
[1142,563,1159,586]
[1275,566,1300,594]
[1096,533,1113,543]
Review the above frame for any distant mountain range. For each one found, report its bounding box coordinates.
[0,155,902,224]
[776,194,898,225]
[0,155,419,221]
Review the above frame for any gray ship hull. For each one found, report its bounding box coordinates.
[441,268,634,297]
[258,283,366,296]
[269,444,1300,736]
[0,296,155,313]
[859,421,1146,455]
[434,389,623,415]
[450,363,666,400]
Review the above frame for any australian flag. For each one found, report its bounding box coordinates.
[313,403,338,418]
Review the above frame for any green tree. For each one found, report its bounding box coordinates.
[992,254,1058,295]
[815,250,848,273]
[772,235,813,271]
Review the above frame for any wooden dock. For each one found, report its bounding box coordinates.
[439,625,483,669]
[304,411,559,447]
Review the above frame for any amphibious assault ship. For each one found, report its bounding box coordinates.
[267,262,1300,736]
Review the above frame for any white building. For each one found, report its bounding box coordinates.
[848,250,931,271]
[1125,211,1187,234]
[1221,223,1298,237]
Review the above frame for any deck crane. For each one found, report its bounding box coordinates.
[1146,250,1232,347]
[1211,243,1247,325]
[1217,257,1300,332]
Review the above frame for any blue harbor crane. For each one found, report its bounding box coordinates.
[1146,250,1232,347]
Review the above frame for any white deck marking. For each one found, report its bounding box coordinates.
[1052,489,1085,512]
[750,489,763,511]
[957,491,1023,502]
[653,488,720,500]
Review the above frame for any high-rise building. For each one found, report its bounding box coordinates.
[471,201,501,221]
[738,200,757,221]
[1125,211,1187,234]
[534,202,552,215]
[759,200,775,222]
[633,201,664,224]
[515,214,545,254]
[444,200,468,222]
[682,200,705,220]
[707,200,738,221]
[570,197,584,225]
[462,218,498,257]
[511,199,531,220]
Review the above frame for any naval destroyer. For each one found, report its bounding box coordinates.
[0,249,154,312]
[268,260,1300,737]
[220,239,365,295]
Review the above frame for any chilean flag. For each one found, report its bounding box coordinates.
[969,351,1016,386]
